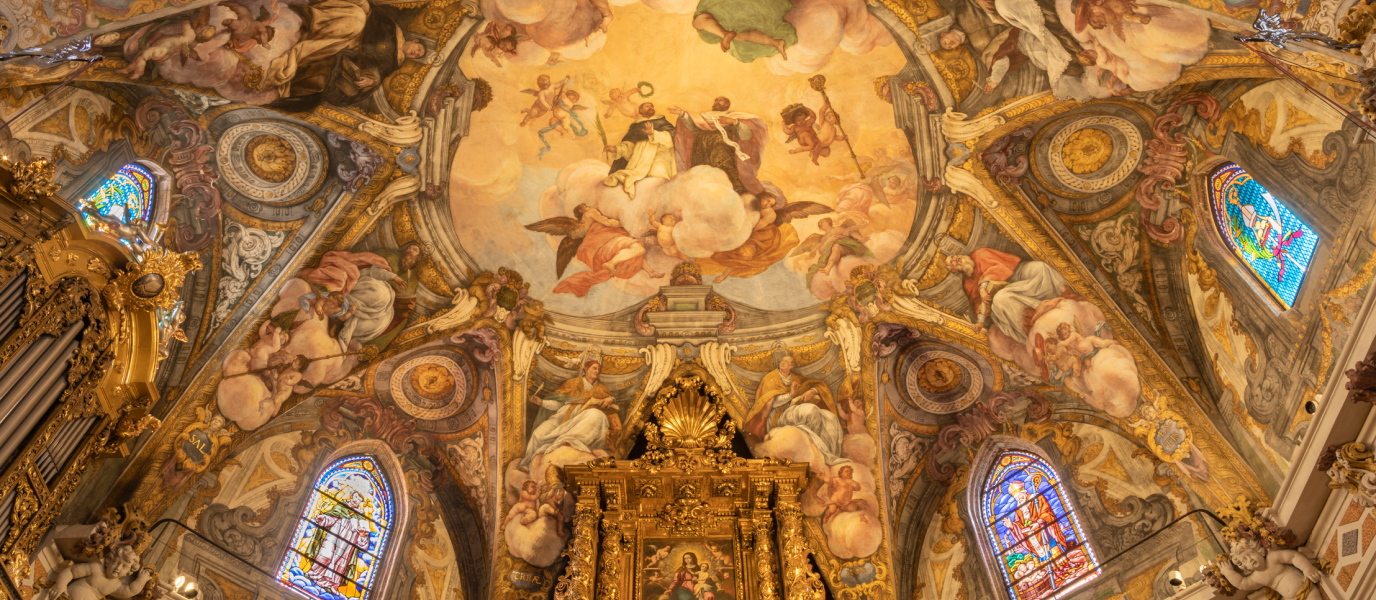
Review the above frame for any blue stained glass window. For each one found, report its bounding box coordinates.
[277,457,395,600]
[981,451,1100,600]
[1209,163,1318,309]
[81,163,154,225]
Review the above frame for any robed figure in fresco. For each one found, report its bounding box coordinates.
[745,353,845,463]
[305,492,374,590]
[947,248,1068,343]
[520,360,621,470]
[672,97,768,194]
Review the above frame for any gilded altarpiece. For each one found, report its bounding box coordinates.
[553,367,826,600]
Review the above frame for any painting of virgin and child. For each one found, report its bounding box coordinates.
[641,541,736,600]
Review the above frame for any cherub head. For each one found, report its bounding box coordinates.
[572,204,591,220]
[818,217,835,231]
[197,26,217,43]
[102,545,141,580]
[887,175,902,188]
[521,480,539,495]
[1056,322,1074,340]
[1076,49,1098,66]
[1229,537,1268,573]
[609,88,627,102]
[755,193,778,210]
[660,213,678,226]
[536,74,552,89]
[403,39,426,59]
[938,29,966,50]
[837,465,855,480]
[564,89,581,102]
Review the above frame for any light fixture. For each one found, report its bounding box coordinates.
[173,575,185,590]
[1169,570,1184,587]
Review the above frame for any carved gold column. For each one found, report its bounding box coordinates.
[554,482,601,600]
[775,480,825,600]
[596,517,622,600]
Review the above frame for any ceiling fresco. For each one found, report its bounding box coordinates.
[4,1,1376,600]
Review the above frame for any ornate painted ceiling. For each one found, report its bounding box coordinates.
[3,0,1375,599]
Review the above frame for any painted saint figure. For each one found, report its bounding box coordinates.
[667,553,702,600]
[603,118,678,198]
[744,353,845,463]
[520,360,620,469]
[945,248,1068,342]
[671,97,768,194]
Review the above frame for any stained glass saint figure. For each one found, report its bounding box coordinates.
[78,163,158,252]
[1209,163,1318,308]
[981,451,1099,600]
[277,457,394,600]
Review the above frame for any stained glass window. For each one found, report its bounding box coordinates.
[80,163,154,225]
[277,456,395,600]
[981,451,1100,600]
[1209,163,1319,308]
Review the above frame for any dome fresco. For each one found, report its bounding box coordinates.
[0,1,1373,600]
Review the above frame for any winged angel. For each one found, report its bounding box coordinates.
[526,196,832,294]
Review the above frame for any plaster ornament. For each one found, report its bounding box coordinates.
[1215,537,1324,600]
[1321,441,1376,507]
[39,545,154,600]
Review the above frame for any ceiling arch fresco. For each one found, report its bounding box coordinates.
[4,1,1376,600]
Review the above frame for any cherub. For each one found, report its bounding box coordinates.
[471,21,524,66]
[1055,321,1117,359]
[647,210,688,260]
[841,395,866,435]
[881,175,915,204]
[119,9,217,79]
[821,465,867,524]
[782,102,848,165]
[540,482,569,537]
[603,87,640,119]
[793,218,873,281]
[1217,537,1323,600]
[547,89,588,136]
[519,74,565,128]
[1042,336,1081,380]
[506,480,542,527]
[524,204,611,278]
[1073,0,1152,40]
[41,545,153,600]
[218,0,277,52]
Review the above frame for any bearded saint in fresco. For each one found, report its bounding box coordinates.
[519,360,622,471]
[945,248,1069,343]
[669,97,768,195]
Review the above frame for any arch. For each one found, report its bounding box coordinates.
[1206,162,1319,309]
[275,453,401,600]
[966,437,1101,600]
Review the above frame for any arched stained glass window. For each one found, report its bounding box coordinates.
[277,456,395,600]
[981,451,1100,600]
[80,163,155,225]
[1209,163,1318,308]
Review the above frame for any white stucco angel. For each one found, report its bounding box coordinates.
[39,545,153,600]
[1217,537,1325,600]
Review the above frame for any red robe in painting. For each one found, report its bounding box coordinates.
[957,248,1022,310]
[1005,493,1070,560]
[298,251,393,295]
[552,221,647,297]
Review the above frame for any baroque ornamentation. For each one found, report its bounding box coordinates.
[1320,442,1376,507]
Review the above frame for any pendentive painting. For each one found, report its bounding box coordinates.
[641,539,738,600]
